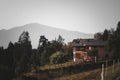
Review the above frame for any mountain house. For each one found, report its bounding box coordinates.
[72,39,110,62]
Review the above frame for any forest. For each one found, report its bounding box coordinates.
[0,31,73,80]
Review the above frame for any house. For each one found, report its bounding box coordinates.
[72,39,109,62]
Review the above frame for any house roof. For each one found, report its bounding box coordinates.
[72,39,106,47]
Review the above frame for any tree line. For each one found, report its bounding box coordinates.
[0,31,73,80]
[94,21,120,59]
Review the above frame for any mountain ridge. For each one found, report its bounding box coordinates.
[0,23,94,48]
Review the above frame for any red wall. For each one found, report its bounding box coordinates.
[98,47,107,60]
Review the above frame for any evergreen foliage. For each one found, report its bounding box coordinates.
[106,21,120,59]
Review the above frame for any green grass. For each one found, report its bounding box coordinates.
[53,68,101,80]
[54,62,120,80]
[104,63,120,80]
[23,60,120,80]
[38,59,112,71]
[38,60,83,71]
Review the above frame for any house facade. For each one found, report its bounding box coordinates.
[72,39,109,62]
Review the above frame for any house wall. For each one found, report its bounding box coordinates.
[73,46,111,61]
[76,51,83,60]
[75,49,90,61]
[97,47,107,60]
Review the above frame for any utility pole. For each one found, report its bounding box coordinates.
[73,47,76,62]
[105,60,108,76]
[101,64,104,80]
[112,60,115,73]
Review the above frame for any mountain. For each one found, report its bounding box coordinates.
[0,23,93,48]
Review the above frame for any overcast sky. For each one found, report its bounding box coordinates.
[0,0,120,33]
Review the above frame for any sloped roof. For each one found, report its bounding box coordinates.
[72,39,106,47]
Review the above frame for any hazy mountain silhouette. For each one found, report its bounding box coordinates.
[0,23,93,48]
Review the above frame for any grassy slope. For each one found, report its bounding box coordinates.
[54,62,120,80]
[38,60,83,71]
[23,60,120,80]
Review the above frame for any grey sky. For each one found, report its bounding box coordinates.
[0,0,120,33]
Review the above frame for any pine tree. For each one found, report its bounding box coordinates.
[14,31,32,74]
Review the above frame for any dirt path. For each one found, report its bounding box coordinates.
[116,76,120,80]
